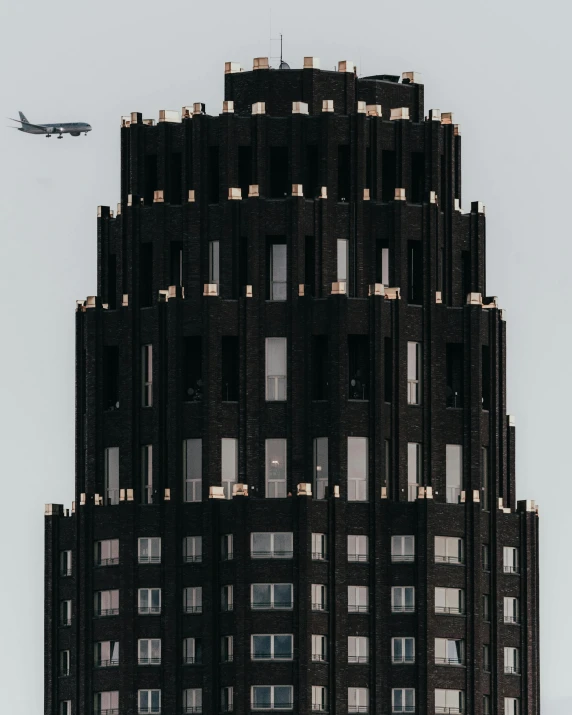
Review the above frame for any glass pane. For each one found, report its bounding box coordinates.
[274,686,292,708]
[274,635,292,658]
[273,532,292,556]
[253,687,271,708]
[221,438,237,482]
[253,635,271,657]
[273,584,292,607]
[337,239,348,281]
[253,584,271,606]
[252,533,271,555]
[272,245,287,282]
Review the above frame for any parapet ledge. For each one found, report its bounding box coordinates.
[297,483,312,496]
[45,503,63,516]
[471,200,486,214]
[390,107,409,120]
[225,61,242,74]
[402,71,422,84]
[482,296,498,309]
[384,287,401,300]
[158,285,185,302]
[159,110,181,124]
[498,497,512,514]
[368,283,385,297]
[518,499,538,514]
[507,414,516,428]
[209,486,225,500]
[232,483,249,497]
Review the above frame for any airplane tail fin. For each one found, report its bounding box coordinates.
[18,111,29,124]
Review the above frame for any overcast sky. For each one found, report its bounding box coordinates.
[0,0,570,710]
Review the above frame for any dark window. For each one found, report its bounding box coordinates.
[169,153,182,204]
[239,237,248,288]
[144,155,157,206]
[482,346,490,411]
[107,254,117,310]
[183,337,202,402]
[170,242,183,286]
[384,338,393,402]
[305,237,315,296]
[365,147,372,191]
[438,247,445,294]
[238,146,252,198]
[312,337,328,400]
[348,336,369,400]
[408,241,422,304]
[446,344,464,408]
[462,251,471,300]
[139,243,153,307]
[337,145,350,201]
[304,145,319,198]
[103,346,119,411]
[208,146,219,203]
[269,147,289,198]
[440,154,447,209]
[381,150,396,202]
[222,337,239,401]
[411,152,425,203]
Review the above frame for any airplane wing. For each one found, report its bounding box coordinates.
[8,117,49,132]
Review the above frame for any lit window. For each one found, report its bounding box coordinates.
[183,637,201,665]
[209,241,220,284]
[269,244,287,300]
[348,586,368,613]
[435,537,463,564]
[138,638,161,665]
[265,439,287,498]
[221,687,234,713]
[183,587,202,614]
[138,689,161,714]
[504,546,520,574]
[348,437,368,501]
[60,550,72,577]
[251,634,293,660]
[183,439,202,502]
[183,536,202,563]
[381,247,389,285]
[348,687,368,714]
[504,698,520,715]
[337,239,348,290]
[141,444,153,504]
[221,438,238,499]
[221,584,233,612]
[313,438,329,499]
[504,597,520,624]
[183,689,202,714]
[435,638,464,665]
[446,444,462,503]
[407,342,421,404]
[142,344,153,407]
[504,647,520,674]
[392,637,415,664]
[137,588,160,615]
[266,338,287,400]
[251,583,293,610]
[312,584,327,611]
[59,650,70,676]
[392,689,415,714]
[221,635,234,662]
[95,538,119,566]
[94,640,119,668]
[348,636,369,663]
[391,536,415,562]
[221,534,233,561]
[407,443,421,501]
[312,634,327,662]
[392,587,415,613]
[104,446,119,505]
[312,686,328,712]
[138,537,161,564]
[435,689,464,715]
[312,533,327,560]
[435,587,464,615]
[94,590,119,617]
[94,691,118,715]
[251,532,293,559]
[347,535,368,562]
[251,686,293,711]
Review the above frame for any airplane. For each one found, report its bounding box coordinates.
[9,111,92,138]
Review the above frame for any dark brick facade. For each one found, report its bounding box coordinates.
[44,59,540,715]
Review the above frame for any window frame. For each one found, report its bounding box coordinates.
[138,537,161,564]
[347,535,368,562]
[347,436,368,502]
[183,535,202,563]
[407,341,421,405]
[137,587,161,615]
[347,585,369,613]
[183,586,203,614]
[265,439,287,498]
[141,344,153,407]
[391,586,415,613]
[392,688,415,714]
[311,533,328,560]
[391,637,415,664]
[265,337,287,401]
[138,638,161,666]
[221,437,238,499]
[251,583,293,610]
[391,535,415,562]
[348,636,369,664]
[251,532,294,559]
[311,583,328,611]
[313,437,329,499]
[435,587,465,615]
[138,688,161,715]
[435,536,464,565]
[251,634,294,661]
[183,438,202,503]
[251,685,294,711]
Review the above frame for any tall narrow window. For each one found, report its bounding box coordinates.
[305,236,315,296]
[407,342,421,404]
[483,644,491,672]
[377,242,389,285]
[183,637,202,665]
[408,241,422,304]
[221,636,234,662]
[384,439,391,492]
[60,600,72,626]
[138,689,161,714]
[348,688,369,714]
[103,346,119,411]
[183,336,202,402]
[348,437,368,502]
[138,638,161,665]
[393,689,415,714]
[440,155,447,210]
[481,446,489,510]
[170,241,183,286]
[222,336,239,401]
[312,584,327,611]
[221,687,234,713]
[265,439,287,498]
[209,241,220,285]
[446,344,463,408]
[221,438,238,499]
[384,338,393,402]
[94,692,119,715]
[144,154,157,206]
[305,145,319,198]
[138,537,161,564]
[348,636,369,663]
[169,153,182,204]
[183,587,202,614]
[311,533,327,560]
[208,146,219,203]
[104,447,119,505]
[392,637,415,664]
[138,588,160,615]
[139,243,153,308]
[337,145,350,201]
[59,650,70,676]
[407,443,421,501]
[381,150,396,202]
[107,254,117,309]
[221,584,234,612]
[348,336,369,400]
[312,635,327,662]
[183,438,202,502]
[60,550,72,577]
[312,337,328,400]
[313,437,328,499]
[141,445,153,504]
[446,444,463,503]
[183,536,202,563]
[239,237,248,288]
[365,147,372,191]
[504,546,520,574]
[221,534,234,561]
[504,647,520,674]
[337,238,348,289]
[482,345,491,410]
[141,345,152,407]
[238,146,252,198]
[411,152,425,203]
[269,147,289,198]
[312,687,328,713]
[505,699,520,715]
[504,597,520,624]
[266,338,287,401]
[269,243,287,300]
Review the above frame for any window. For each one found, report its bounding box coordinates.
[312,686,328,712]
[141,444,153,504]
[384,337,393,402]
[221,534,234,561]
[408,241,422,304]
[337,239,348,290]
[435,587,464,615]
[312,533,327,560]
[504,647,520,674]
[251,583,293,610]
[142,344,152,407]
[313,438,329,499]
[482,544,491,572]
[138,537,161,564]
[411,151,425,203]
[337,145,350,201]
[103,345,119,410]
[222,336,239,400]
[392,637,415,664]
[435,690,464,715]
[435,537,464,564]
[221,438,238,499]
[481,446,489,510]
[483,696,491,715]
[183,438,202,502]
[269,147,289,198]
[94,590,119,617]
[251,532,293,559]
[251,686,293,710]
[378,243,390,285]
[221,585,233,612]
[183,536,202,563]
[183,337,202,402]
[312,584,328,611]
[221,635,234,662]
[446,344,463,408]
[138,588,160,615]
[183,637,202,665]
[435,638,464,666]
[505,698,520,715]
[221,687,234,713]
[504,597,520,624]
[348,437,368,501]
[348,636,369,663]
[391,536,415,562]
[269,243,287,300]
[348,586,368,613]
[266,338,287,400]
[348,535,368,562]
[407,342,421,404]
[138,689,161,714]
[95,539,119,566]
[170,241,183,286]
[104,446,119,505]
[252,634,293,660]
[183,587,202,614]
[483,644,491,672]
[265,439,287,498]
[446,445,462,503]
[94,691,118,715]
[312,635,327,662]
[312,337,329,400]
[60,550,72,576]
[209,240,220,284]
[483,594,491,621]
[95,640,119,667]
[348,687,369,713]
[504,546,520,574]
[59,650,70,676]
[348,335,369,400]
[60,702,71,715]
[392,587,415,613]
[392,689,415,714]
[183,689,202,714]
[139,638,161,665]
[407,443,421,501]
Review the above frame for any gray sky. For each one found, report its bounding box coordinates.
[0,0,569,710]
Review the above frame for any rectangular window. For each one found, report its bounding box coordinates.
[59,650,70,676]
[348,687,369,714]
[94,589,119,617]
[392,637,415,664]
[312,686,328,713]
[481,447,489,510]
[504,597,520,624]
[483,594,490,621]
[482,544,491,572]
[183,536,202,563]
[312,584,327,611]
[348,585,368,613]
[95,539,119,566]
[251,583,293,610]
[221,635,234,662]
[139,243,153,308]
[391,535,415,562]
[435,537,464,564]
[392,587,415,613]
[407,342,421,404]
[312,533,327,560]
[435,690,464,715]
[348,535,369,562]
[435,638,464,666]
[94,640,119,668]
[251,686,293,711]
[312,336,328,400]
[337,144,350,201]
[208,146,219,203]
[138,689,161,714]
[384,337,393,402]
[348,636,369,664]
[183,438,202,502]
[266,338,287,400]
[183,336,202,402]
[221,534,234,561]
[504,647,520,674]
[505,699,520,715]
[483,696,491,715]
[170,241,183,286]
[337,238,348,288]
[94,691,119,715]
[60,550,72,577]
[138,537,161,564]
[103,345,119,411]
[104,447,119,505]
[141,444,153,504]
[348,335,369,400]
[435,587,464,615]
[221,687,234,713]
[251,532,293,559]
[183,689,202,714]
[504,546,520,574]
[141,344,152,407]
[312,634,327,662]
[269,243,287,300]
[408,241,422,304]
[251,634,293,660]
[221,585,233,612]
[60,701,71,715]
[313,438,329,499]
[238,145,252,198]
[407,443,421,501]
[221,438,238,499]
[269,147,289,198]
[482,345,491,410]
[411,151,425,203]
[377,242,390,285]
[183,637,202,665]
[348,437,368,501]
[138,588,160,615]
[305,236,315,296]
[209,240,220,284]
[483,644,491,672]
[183,587,202,614]
[222,336,239,401]
[138,638,161,665]
[446,444,463,503]
[446,343,464,408]
[392,689,415,714]
[265,439,287,498]
[381,150,396,202]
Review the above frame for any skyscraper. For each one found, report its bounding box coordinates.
[45,57,540,715]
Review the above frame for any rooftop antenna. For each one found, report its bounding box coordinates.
[270,32,290,69]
